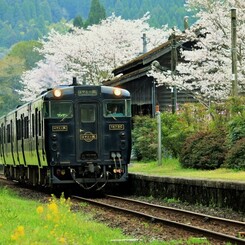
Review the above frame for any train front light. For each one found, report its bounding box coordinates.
[53,88,62,98]
[113,88,122,96]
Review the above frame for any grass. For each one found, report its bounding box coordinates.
[129,158,245,182]
[0,187,130,245]
[0,186,210,245]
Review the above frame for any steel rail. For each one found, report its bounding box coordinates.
[71,195,245,245]
[107,194,245,227]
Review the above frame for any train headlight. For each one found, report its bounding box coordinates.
[53,88,62,98]
[113,88,122,96]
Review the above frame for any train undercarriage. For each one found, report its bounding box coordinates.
[3,163,128,190]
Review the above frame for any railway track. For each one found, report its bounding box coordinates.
[71,194,245,244]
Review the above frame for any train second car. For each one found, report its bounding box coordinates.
[0,82,132,190]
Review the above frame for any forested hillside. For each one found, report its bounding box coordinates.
[0,0,193,49]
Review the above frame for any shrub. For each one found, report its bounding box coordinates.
[132,113,193,161]
[227,116,245,145]
[132,115,157,161]
[160,112,193,158]
[223,138,245,170]
[179,130,227,170]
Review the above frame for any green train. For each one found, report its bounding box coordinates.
[0,80,132,190]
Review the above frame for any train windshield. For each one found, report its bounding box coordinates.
[104,99,131,118]
[43,101,73,119]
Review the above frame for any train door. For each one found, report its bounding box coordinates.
[76,103,100,162]
[0,123,5,165]
[34,107,47,167]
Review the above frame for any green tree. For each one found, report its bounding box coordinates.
[0,56,25,115]
[85,0,106,27]
[73,15,84,28]
[0,40,43,115]
[10,40,43,70]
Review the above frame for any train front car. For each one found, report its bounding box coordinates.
[44,85,131,189]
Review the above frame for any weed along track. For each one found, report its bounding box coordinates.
[1,173,244,244]
[71,194,245,244]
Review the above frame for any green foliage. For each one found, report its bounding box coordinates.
[179,130,227,170]
[131,98,245,172]
[0,40,42,116]
[9,41,43,70]
[227,116,245,145]
[0,0,193,48]
[85,0,106,27]
[223,138,245,170]
[160,112,193,158]
[227,96,245,116]
[0,190,129,244]
[223,97,245,146]
[132,113,193,161]
[179,103,210,131]
[132,115,158,161]
[73,15,84,28]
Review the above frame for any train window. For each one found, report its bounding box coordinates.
[80,104,95,123]
[17,119,21,140]
[32,114,34,137]
[43,102,49,118]
[24,116,29,139]
[7,124,10,143]
[104,100,131,117]
[38,111,42,136]
[48,101,73,119]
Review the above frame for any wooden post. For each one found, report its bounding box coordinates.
[231,8,238,96]
[171,32,177,113]
[156,105,162,165]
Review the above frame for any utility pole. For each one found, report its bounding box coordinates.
[142,33,147,54]
[231,8,238,96]
[171,31,178,113]
[155,105,162,165]
[184,16,189,31]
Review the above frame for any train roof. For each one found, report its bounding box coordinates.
[0,85,130,121]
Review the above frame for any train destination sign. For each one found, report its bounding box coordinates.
[77,89,98,96]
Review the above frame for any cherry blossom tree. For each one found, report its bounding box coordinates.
[19,14,171,101]
[148,0,245,107]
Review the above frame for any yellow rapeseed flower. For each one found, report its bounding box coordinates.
[11,233,18,241]
[59,237,66,244]
[36,206,44,214]
[11,226,25,241]
[48,201,58,214]
[46,213,52,220]
[17,226,25,236]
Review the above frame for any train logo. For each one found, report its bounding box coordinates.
[80,132,97,142]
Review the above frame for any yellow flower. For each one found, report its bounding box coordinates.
[11,226,25,241]
[48,201,58,214]
[11,233,18,241]
[59,237,66,244]
[17,226,25,236]
[46,213,52,220]
[36,206,44,214]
